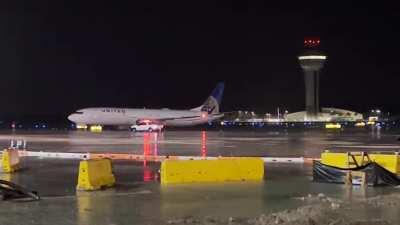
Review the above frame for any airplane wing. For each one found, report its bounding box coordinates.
[127,114,224,124]
[159,115,205,121]
[126,115,204,123]
[161,113,225,121]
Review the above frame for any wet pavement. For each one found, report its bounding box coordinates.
[0,128,399,157]
[1,128,400,224]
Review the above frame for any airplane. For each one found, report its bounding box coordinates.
[67,82,225,128]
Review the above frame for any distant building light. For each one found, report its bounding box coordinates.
[298,55,327,60]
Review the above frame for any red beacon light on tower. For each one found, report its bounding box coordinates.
[304,38,320,48]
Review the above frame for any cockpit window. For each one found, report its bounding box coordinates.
[75,111,84,114]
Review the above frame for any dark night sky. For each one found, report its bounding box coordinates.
[1,1,400,116]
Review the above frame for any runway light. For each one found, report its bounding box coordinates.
[298,55,327,60]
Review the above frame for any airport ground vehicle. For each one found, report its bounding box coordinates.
[130,120,164,132]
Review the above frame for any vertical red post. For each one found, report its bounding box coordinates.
[201,131,207,158]
[153,132,158,157]
[143,132,151,167]
[142,132,155,181]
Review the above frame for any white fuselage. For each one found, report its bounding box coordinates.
[68,108,222,127]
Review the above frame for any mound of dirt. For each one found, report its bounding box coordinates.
[166,193,395,225]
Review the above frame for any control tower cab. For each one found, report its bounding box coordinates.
[298,38,327,120]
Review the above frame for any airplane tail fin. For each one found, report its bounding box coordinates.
[191,82,224,114]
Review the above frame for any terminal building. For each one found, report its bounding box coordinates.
[285,107,363,122]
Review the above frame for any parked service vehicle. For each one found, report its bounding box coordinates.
[130,120,164,132]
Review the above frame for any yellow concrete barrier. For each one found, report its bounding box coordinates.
[369,153,400,175]
[321,151,353,168]
[321,151,368,168]
[160,158,264,185]
[77,159,115,191]
[2,149,21,173]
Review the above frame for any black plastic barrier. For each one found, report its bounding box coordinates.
[313,161,400,186]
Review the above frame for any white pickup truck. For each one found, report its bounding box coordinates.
[130,120,164,132]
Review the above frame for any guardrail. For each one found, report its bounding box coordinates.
[16,150,315,163]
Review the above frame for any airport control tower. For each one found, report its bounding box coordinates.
[298,38,327,120]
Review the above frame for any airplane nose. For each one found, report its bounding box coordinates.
[67,114,77,122]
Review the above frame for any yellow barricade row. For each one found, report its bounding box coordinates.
[77,159,116,191]
[160,158,264,185]
[321,151,400,175]
[2,149,21,173]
